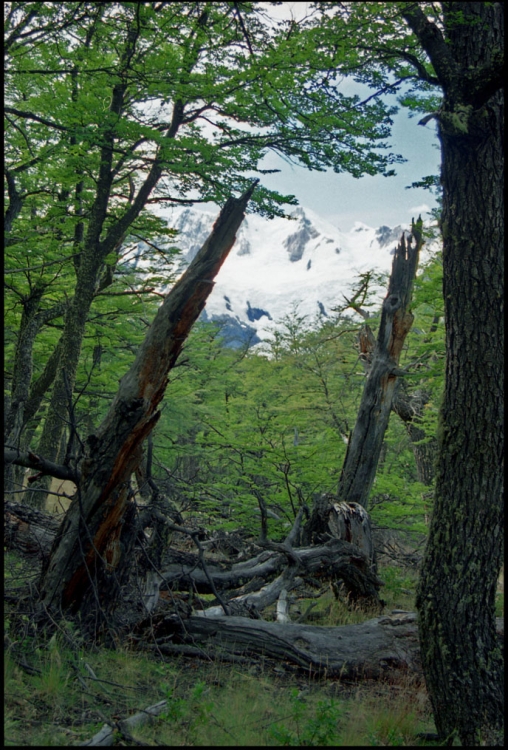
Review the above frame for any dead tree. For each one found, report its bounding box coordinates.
[337,219,423,511]
[301,495,379,604]
[298,222,423,606]
[27,183,258,622]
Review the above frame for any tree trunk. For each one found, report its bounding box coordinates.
[402,4,504,745]
[38,184,257,623]
[140,611,504,682]
[337,226,422,510]
[355,315,437,488]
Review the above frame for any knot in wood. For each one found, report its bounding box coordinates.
[383,294,401,313]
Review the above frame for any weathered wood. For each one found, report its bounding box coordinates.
[302,495,374,559]
[79,699,168,747]
[337,222,423,511]
[4,497,382,616]
[301,494,380,604]
[170,612,421,678]
[159,538,382,601]
[162,613,504,680]
[4,500,60,559]
[38,183,258,618]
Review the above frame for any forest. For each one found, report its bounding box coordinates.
[4,2,503,747]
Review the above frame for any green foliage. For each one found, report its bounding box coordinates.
[153,253,443,541]
[155,310,364,536]
[5,3,444,544]
[4,0,413,473]
[270,688,343,746]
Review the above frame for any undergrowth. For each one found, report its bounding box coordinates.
[5,553,501,746]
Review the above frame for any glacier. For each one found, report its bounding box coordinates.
[136,204,438,346]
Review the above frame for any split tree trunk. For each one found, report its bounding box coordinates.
[307,226,423,607]
[337,225,423,511]
[38,183,257,620]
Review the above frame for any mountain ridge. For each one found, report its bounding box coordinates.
[143,204,437,346]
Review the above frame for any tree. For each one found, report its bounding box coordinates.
[38,183,257,619]
[5,5,502,742]
[404,5,504,744]
[335,224,422,512]
[5,1,402,509]
[311,2,504,744]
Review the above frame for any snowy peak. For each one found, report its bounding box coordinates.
[149,203,437,345]
[375,224,408,249]
[283,207,320,262]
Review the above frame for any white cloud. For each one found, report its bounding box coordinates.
[409,203,431,215]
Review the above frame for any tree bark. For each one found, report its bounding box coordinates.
[158,538,381,601]
[4,500,60,560]
[336,226,422,510]
[38,183,258,621]
[354,310,437,488]
[289,234,422,608]
[146,611,504,681]
[402,4,504,745]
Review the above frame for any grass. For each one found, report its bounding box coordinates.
[4,555,502,746]
[4,560,438,747]
[4,642,438,746]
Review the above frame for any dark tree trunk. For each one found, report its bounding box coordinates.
[402,4,504,745]
[337,227,422,510]
[153,612,503,682]
[37,184,257,623]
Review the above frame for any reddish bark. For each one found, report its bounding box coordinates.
[38,183,257,617]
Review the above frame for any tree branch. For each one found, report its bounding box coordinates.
[401,6,460,95]
[4,106,69,132]
[4,447,79,483]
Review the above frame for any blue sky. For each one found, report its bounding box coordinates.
[253,2,443,231]
[258,106,441,232]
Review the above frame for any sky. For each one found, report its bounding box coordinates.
[198,2,443,233]
[197,88,442,233]
[257,106,441,232]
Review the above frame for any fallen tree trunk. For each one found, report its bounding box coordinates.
[149,612,504,680]
[178,612,421,678]
[4,498,382,615]
[159,538,380,594]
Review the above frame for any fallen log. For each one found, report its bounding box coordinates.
[159,539,382,599]
[4,499,383,618]
[159,613,504,680]
[167,611,421,678]
[4,500,60,559]
[79,699,168,747]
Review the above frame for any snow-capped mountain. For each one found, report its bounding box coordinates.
[144,204,437,347]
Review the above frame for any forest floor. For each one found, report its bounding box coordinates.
[4,551,503,747]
